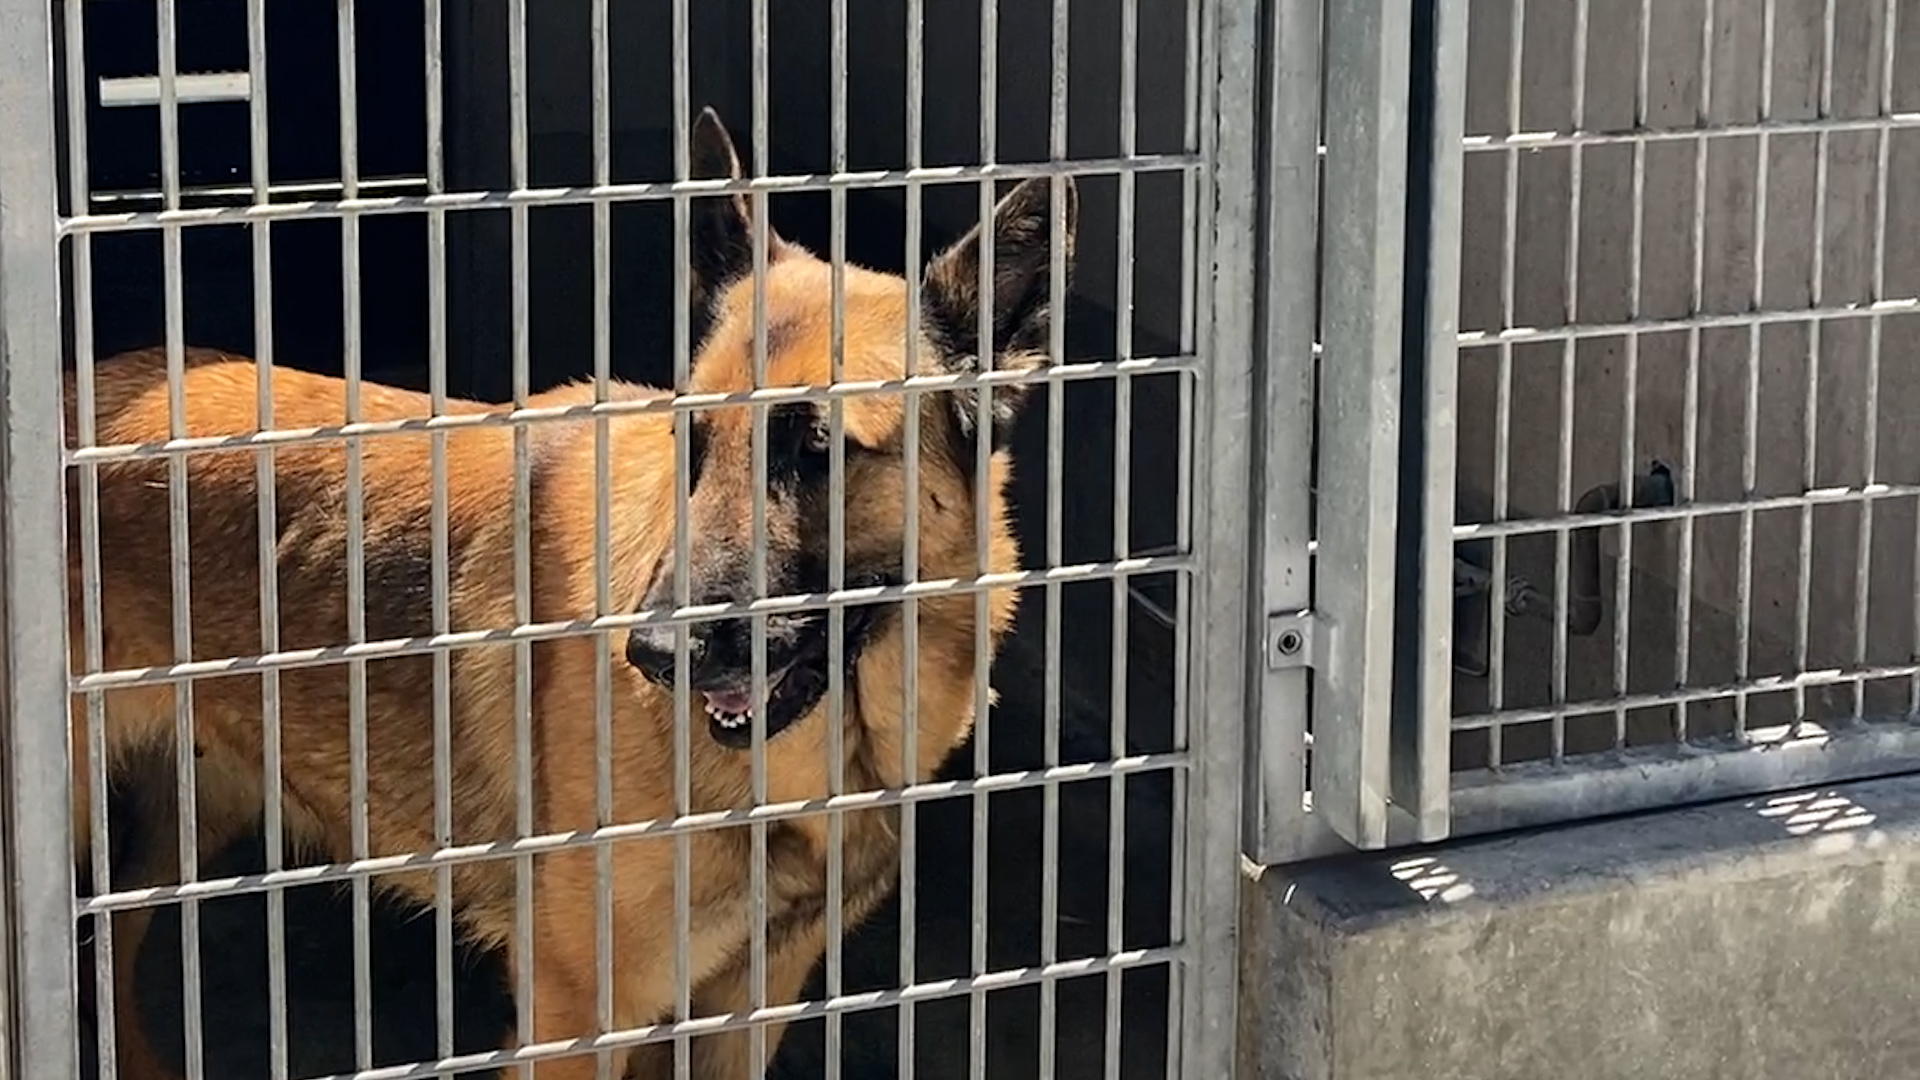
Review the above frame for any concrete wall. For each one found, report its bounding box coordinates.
[1240,771,1920,1080]
[1451,0,1920,767]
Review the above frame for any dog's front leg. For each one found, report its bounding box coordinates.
[680,918,828,1080]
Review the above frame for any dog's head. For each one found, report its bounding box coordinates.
[623,107,1077,751]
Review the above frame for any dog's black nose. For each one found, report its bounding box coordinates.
[624,625,686,684]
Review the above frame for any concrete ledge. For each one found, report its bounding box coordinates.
[1239,772,1920,1080]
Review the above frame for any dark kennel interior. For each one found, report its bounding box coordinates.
[60,1,1196,1077]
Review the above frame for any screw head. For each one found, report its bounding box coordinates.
[1277,628,1304,656]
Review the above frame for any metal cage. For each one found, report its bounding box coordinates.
[0,0,1259,1077]
[1241,0,1920,866]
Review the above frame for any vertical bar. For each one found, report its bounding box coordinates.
[1674,0,1716,742]
[334,0,374,1069]
[1243,0,1326,865]
[0,0,77,1075]
[1404,0,1465,838]
[669,2,694,1075]
[60,1,114,1076]
[825,0,850,1075]
[153,1,207,1073]
[971,3,997,1078]
[1040,0,1069,1071]
[590,0,614,1076]
[1167,0,1198,1060]
[1794,0,1835,733]
[1557,0,1589,760]
[1871,0,1897,720]
[1735,0,1777,741]
[423,0,457,1061]
[900,0,925,1073]
[1312,0,1409,848]
[1487,0,1525,771]
[1105,0,1137,1073]
[747,3,772,1072]
[1185,0,1256,1077]
[242,0,288,1073]
[1607,0,1638,752]
[507,2,534,1076]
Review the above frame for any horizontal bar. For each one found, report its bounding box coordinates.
[89,175,426,209]
[1454,658,1920,730]
[99,70,251,107]
[79,752,1187,913]
[1452,480,1920,541]
[72,554,1193,689]
[60,154,1200,234]
[1450,723,1920,838]
[67,356,1194,462]
[1459,297,1920,346]
[290,947,1182,1080]
[1463,112,1920,152]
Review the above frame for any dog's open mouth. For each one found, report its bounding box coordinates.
[701,597,886,751]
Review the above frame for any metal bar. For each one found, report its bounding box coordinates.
[202,951,1187,1080]
[1608,0,1638,752]
[1672,0,1716,743]
[1875,0,1901,721]
[1184,0,1257,1075]
[1449,722,1920,838]
[1733,0,1778,743]
[1487,0,1523,772]
[1449,486,1920,540]
[507,0,535,1071]
[66,357,1194,463]
[59,157,1203,233]
[80,755,1189,914]
[73,559,1191,689]
[668,3,693,1077]
[1040,0,1070,1068]
[1452,654,1920,729]
[825,0,850,1072]
[900,0,925,1071]
[1459,114,1920,150]
[747,1,772,1068]
[1403,0,1466,838]
[422,0,456,1061]
[97,71,253,108]
[1104,0,1138,1068]
[335,0,374,1067]
[154,0,208,1069]
[60,0,115,1075]
[1240,0,1326,865]
[1561,0,1590,759]
[589,1,614,1076]
[1794,0,1837,735]
[243,0,288,1073]
[1311,0,1410,846]
[971,2,998,1075]
[0,0,77,1075]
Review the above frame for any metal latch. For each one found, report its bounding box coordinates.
[1453,458,1679,677]
[99,71,253,109]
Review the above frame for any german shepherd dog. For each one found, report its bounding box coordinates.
[69,108,1076,1080]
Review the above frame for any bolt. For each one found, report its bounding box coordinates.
[1277,628,1304,657]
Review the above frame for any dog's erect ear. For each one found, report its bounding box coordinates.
[920,176,1078,453]
[689,107,788,323]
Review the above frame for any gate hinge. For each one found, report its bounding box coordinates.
[1266,609,1322,671]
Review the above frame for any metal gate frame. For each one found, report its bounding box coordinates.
[0,0,1261,1077]
[0,0,81,1073]
[1243,0,1467,867]
[1245,0,1920,868]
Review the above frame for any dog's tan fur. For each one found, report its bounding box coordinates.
[73,110,1076,1080]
